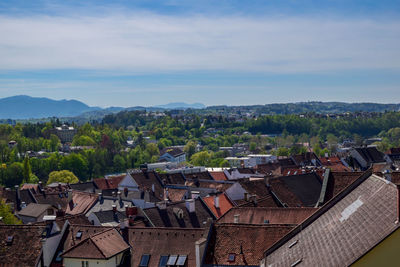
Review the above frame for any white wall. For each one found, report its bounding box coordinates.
[64,252,124,267]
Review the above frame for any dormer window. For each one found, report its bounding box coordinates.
[76,231,82,239]
[6,236,13,246]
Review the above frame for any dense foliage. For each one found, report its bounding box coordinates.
[0,111,399,187]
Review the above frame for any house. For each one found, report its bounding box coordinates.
[159,147,186,163]
[291,152,322,167]
[319,156,351,172]
[225,157,251,168]
[125,227,208,267]
[261,170,400,267]
[17,203,57,224]
[61,228,130,267]
[350,146,385,170]
[202,193,234,219]
[248,154,277,166]
[142,198,215,228]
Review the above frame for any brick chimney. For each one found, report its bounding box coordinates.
[15,185,21,211]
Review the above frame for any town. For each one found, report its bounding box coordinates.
[1,108,400,266]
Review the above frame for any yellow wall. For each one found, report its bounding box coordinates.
[352,227,400,267]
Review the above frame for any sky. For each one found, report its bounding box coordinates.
[0,0,400,107]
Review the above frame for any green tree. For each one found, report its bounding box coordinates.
[184,141,197,160]
[190,151,211,166]
[0,200,21,224]
[113,154,126,172]
[49,134,61,151]
[47,170,79,185]
[72,135,96,146]
[60,153,88,181]
[22,155,31,183]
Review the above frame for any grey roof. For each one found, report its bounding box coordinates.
[69,181,98,193]
[93,210,127,223]
[86,196,133,216]
[263,172,399,266]
[18,203,53,218]
[143,199,215,228]
[354,147,385,164]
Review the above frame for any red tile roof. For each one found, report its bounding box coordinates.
[217,207,318,225]
[235,195,279,208]
[204,224,295,266]
[62,228,129,260]
[166,188,187,202]
[202,193,234,219]
[209,171,228,181]
[324,171,364,202]
[94,175,125,190]
[320,156,351,172]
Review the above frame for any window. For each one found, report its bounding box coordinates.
[176,255,187,266]
[81,261,88,267]
[6,236,13,246]
[76,231,83,239]
[159,255,169,267]
[139,254,150,267]
[228,254,235,262]
[166,255,178,266]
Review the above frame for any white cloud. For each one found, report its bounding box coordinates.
[0,13,399,73]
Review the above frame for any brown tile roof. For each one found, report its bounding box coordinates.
[235,195,279,208]
[319,156,351,172]
[63,225,114,250]
[324,171,364,202]
[204,224,295,266]
[158,172,186,185]
[65,191,98,215]
[263,173,400,266]
[256,162,282,176]
[35,192,69,210]
[237,179,271,199]
[185,171,214,180]
[17,203,53,218]
[130,170,164,201]
[268,172,322,207]
[128,227,207,267]
[160,147,185,157]
[185,180,234,192]
[94,175,125,190]
[209,171,228,181]
[62,228,129,259]
[143,198,215,228]
[166,188,187,202]
[217,207,318,225]
[202,193,234,219]
[291,152,320,166]
[0,225,46,266]
[0,187,36,211]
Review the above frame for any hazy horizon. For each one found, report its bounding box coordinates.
[0,0,399,107]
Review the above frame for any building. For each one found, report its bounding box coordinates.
[261,171,400,267]
[159,147,187,163]
[61,228,130,267]
[53,124,77,143]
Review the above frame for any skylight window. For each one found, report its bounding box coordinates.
[6,236,13,245]
[159,255,168,267]
[228,253,235,262]
[176,255,187,266]
[167,255,178,265]
[139,254,150,267]
[76,231,82,239]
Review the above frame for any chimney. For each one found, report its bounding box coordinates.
[234,214,240,224]
[38,181,43,193]
[252,194,257,206]
[244,192,249,201]
[120,219,129,243]
[384,170,392,182]
[15,185,21,211]
[164,188,169,201]
[151,184,155,194]
[144,190,150,202]
[21,202,27,209]
[125,205,138,218]
[118,191,122,202]
[58,183,62,192]
[185,199,196,213]
[98,192,103,204]
[112,204,117,213]
[214,195,220,209]
[195,238,207,267]
[124,187,128,197]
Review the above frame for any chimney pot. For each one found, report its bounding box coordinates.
[112,205,117,213]
[185,199,196,213]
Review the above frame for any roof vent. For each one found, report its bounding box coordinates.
[264,219,269,224]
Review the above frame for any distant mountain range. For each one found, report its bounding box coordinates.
[0,95,206,119]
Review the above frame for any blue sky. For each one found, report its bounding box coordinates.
[0,0,399,107]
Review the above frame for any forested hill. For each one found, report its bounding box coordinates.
[198,102,400,115]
